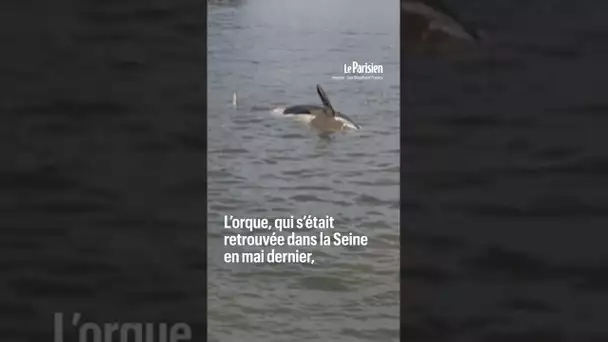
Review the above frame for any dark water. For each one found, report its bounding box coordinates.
[1,0,205,339]
[403,0,608,340]
[208,0,399,341]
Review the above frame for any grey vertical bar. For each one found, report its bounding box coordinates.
[208,0,400,341]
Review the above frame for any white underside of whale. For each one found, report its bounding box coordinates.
[271,107,360,130]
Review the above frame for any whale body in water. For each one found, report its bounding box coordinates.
[279,85,361,132]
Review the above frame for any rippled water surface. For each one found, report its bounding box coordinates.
[2,0,205,338]
[208,0,400,341]
[403,0,608,340]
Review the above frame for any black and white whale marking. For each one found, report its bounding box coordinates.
[279,85,361,131]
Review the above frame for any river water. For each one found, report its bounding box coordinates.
[1,0,206,338]
[208,0,400,341]
[403,0,608,340]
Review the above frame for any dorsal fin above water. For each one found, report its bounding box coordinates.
[316,84,335,117]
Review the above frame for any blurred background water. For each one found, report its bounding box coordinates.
[403,0,608,340]
[1,0,206,339]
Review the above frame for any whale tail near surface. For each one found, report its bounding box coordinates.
[265,85,362,132]
[308,84,360,132]
[316,84,335,117]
